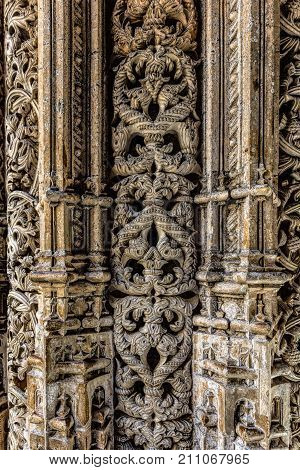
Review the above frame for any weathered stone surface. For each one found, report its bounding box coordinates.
[0,0,298,450]
[111,0,199,450]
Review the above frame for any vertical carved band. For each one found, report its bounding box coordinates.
[111,0,199,449]
[0,0,296,452]
[0,0,8,450]
[25,0,114,450]
[278,0,300,450]
[5,0,38,449]
[195,0,281,450]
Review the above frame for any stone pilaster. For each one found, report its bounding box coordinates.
[110,0,199,450]
[26,0,113,450]
[194,0,285,449]
[0,0,8,450]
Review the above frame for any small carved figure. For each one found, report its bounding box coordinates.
[234,400,265,450]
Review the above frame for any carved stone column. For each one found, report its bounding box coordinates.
[194,0,285,450]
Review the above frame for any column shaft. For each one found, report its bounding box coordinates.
[194,0,283,449]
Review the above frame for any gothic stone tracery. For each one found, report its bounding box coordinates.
[0,0,299,451]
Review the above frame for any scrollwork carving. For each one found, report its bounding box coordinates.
[110,0,199,449]
[112,0,197,56]
[276,0,300,448]
[5,0,39,449]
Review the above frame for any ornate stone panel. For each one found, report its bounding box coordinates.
[110,0,199,450]
[0,0,8,450]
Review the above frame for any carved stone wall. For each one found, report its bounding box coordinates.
[194,0,283,450]
[0,0,299,451]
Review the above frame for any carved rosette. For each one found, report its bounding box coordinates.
[4,0,39,449]
[110,0,199,449]
[277,0,300,450]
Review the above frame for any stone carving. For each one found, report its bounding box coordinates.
[227,0,241,188]
[194,391,218,450]
[112,0,197,56]
[91,386,113,450]
[111,0,199,450]
[24,0,114,451]
[194,0,283,451]
[234,400,265,450]
[0,0,299,452]
[49,393,75,450]
[278,0,300,449]
[4,0,39,449]
[0,0,8,451]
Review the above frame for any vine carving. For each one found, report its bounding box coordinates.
[110,0,199,450]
